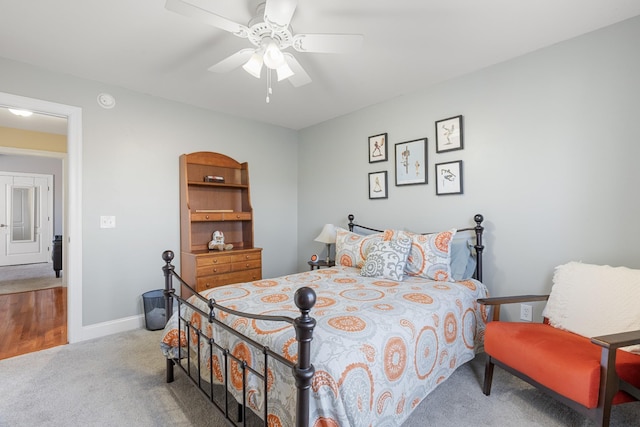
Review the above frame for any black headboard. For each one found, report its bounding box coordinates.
[347,214,485,282]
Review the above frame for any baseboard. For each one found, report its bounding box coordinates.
[80,314,145,341]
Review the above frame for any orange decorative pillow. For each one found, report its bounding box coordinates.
[384,229,456,281]
[335,228,384,268]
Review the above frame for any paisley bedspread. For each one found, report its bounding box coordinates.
[161,265,488,426]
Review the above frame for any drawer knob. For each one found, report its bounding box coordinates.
[245,263,250,267]
[205,215,210,219]
[213,259,218,264]
[213,268,218,273]
[236,214,241,219]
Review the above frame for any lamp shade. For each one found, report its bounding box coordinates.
[242,51,264,78]
[314,224,337,244]
[276,61,295,81]
[263,37,285,69]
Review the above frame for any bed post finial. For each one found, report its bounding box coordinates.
[348,214,355,232]
[293,287,316,427]
[162,250,176,383]
[473,215,484,282]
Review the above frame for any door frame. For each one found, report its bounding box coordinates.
[0,92,83,343]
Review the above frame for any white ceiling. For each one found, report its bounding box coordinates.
[1,0,639,131]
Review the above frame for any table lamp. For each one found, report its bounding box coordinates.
[314,224,337,263]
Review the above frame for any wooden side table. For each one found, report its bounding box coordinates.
[308,260,336,270]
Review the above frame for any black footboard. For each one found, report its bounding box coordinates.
[161,250,316,427]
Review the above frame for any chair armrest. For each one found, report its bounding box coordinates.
[591,329,640,350]
[591,329,640,401]
[478,295,549,305]
[477,295,549,321]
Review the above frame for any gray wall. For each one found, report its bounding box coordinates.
[1,14,639,328]
[297,16,640,319]
[0,58,299,326]
[0,155,63,235]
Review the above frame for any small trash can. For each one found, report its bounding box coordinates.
[142,289,166,331]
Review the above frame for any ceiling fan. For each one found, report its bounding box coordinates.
[165,0,364,94]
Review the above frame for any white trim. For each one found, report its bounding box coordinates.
[0,92,83,343]
[0,146,66,159]
[80,315,146,341]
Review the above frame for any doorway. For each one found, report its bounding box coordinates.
[0,91,83,344]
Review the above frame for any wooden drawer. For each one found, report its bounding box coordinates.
[191,212,252,222]
[196,268,262,291]
[226,268,262,284]
[196,274,225,290]
[191,212,224,221]
[231,259,261,272]
[223,212,252,221]
[197,263,232,276]
[230,252,261,263]
[196,254,232,267]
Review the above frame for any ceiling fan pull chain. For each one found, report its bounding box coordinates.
[266,67,273,103]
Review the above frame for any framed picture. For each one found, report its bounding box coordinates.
[435,115,463,153]
[435,160,463,195]
[395,138,427,186]
[368,133,388,163]
[368,171,388,199]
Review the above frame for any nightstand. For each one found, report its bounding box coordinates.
[308,260,336,270]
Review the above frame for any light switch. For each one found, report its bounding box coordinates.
[100,215,116,228]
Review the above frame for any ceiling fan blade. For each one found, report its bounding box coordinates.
[165,0,249,37]
[264,0,297,30]
[292,34,364,53]
[283,53,312,87]
[207,49,256,73]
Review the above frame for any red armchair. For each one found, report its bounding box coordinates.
[479,263,640,427]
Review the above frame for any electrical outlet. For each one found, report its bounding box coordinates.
[520,303,533,321]
[100,215,116,229]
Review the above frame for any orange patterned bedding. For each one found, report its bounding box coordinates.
[161,265,488,426]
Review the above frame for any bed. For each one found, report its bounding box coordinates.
[160,214,488,426]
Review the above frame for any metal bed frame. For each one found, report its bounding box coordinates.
[161,213,485,426]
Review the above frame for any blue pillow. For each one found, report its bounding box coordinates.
[450,237,477,281]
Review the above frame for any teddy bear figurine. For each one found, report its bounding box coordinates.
[208,230,233,251]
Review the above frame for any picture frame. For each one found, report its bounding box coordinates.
[435,160,463,195]
[435,115,463,153]
[368,171,388,199]
[368,133,388,163]
[395,138,427,186]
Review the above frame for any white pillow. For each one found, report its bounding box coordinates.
[542,261,640,354]
[360,238,411,281]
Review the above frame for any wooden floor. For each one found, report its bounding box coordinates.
[0,287,67,360]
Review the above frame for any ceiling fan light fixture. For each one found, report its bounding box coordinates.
[242,51,264,78]
[262,37,285,69]
[276,62,295,81]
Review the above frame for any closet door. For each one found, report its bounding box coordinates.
[0,172,53,266]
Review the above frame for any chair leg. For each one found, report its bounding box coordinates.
[595,347,618,427]
[483,354,495,396]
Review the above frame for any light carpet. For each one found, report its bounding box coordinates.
[0,329,637,427]
[0,262,62,295]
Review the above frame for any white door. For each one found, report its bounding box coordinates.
[0,172,53,266]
